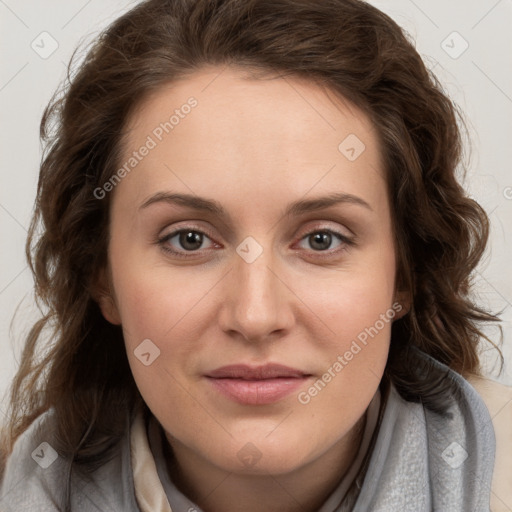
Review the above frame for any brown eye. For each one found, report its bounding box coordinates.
[178,231,205,251]
[298,230,349,252]
[308,232,333,251]
[158,228,216,256]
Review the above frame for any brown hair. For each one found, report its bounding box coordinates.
[1,0,500,472]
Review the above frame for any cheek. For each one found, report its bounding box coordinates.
[109,254,226,409]
[306,292,392,401]
[292,251,396,398]
[112,268,208,420]
[110,254,214,347]
[295,255,396,347]
[294,283,394,436]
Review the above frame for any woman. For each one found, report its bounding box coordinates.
[0,0,510,510]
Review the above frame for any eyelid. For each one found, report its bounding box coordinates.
[158,221,216,241]
[296,220,354,239]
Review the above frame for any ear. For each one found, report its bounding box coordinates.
[392,289,411,320]
[91,267,122,325]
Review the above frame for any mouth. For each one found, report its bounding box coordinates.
[205,364,312,405]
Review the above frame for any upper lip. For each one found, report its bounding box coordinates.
[206,364,310,380]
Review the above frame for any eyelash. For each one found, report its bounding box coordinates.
[156,225,356,260]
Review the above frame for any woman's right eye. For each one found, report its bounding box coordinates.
[158,229,217,257]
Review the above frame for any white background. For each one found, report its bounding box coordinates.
[1,0,511,422]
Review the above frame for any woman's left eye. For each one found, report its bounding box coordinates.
[297,229,353,252]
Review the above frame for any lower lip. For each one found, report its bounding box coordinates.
[206,377,309,405]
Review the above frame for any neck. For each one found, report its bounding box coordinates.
[165,414,366,512]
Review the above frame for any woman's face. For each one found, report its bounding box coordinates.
[101,66,404,476]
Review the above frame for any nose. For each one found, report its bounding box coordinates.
[218,246,295,344]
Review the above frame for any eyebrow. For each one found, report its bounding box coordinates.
[139,191,373,217]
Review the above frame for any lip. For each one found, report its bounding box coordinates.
[205,364,312,405]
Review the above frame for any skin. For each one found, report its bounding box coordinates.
[97,65,409,512]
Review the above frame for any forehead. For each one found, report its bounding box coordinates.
[115,65,387,217]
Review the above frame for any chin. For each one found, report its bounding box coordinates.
[206,431,322,476]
